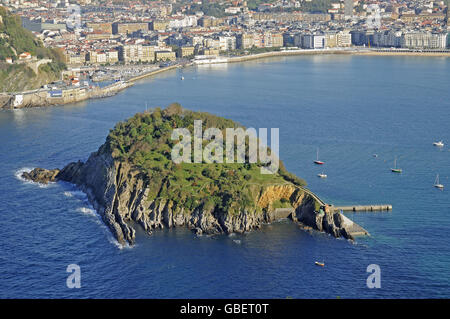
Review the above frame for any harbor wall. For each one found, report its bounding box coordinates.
[0,81,133,109]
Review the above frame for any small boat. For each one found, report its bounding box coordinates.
[315,261,325,267]
[180,76,185,80]
[434,174,444,189]
[433,141,444,147]
[373,154,378,158]
[391,157,402,173]
[317,172,327,178]
[314,148,325,165]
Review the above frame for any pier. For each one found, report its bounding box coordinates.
[333,205,392,212]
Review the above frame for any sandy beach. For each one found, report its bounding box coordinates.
[226,48,450,64]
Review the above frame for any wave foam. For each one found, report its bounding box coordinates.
[76,207,97,217]
[16,168,133,250]
[15,167,53,188]
[74,204,132,250]
[64,190,87,199]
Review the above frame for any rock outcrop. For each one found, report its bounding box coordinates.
[21,168,60,184]
[21,107,363,245]
[22,150,358,245]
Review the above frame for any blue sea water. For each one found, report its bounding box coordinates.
[0,55,449,298]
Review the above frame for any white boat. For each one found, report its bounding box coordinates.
[433,141,444,147]
[317,172,327,178]
[180,76,184,80]
[391,157,402,173]
[434,174,444,189]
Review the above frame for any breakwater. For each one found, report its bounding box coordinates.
[127,65,179,82]
[333,205,393,212]
[0,81,133,109]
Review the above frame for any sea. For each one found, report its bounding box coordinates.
[0,55,449,298]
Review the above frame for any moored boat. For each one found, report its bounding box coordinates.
[391,157,402,173]
[314,148,325,165]
[434,174,444,189]
[315,261,325,267]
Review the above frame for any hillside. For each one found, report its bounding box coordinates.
[106,104,306,214]
[0,6,66,92]
[21,105,359,246]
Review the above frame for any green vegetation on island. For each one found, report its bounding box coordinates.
[106,104,306,215]
[21,105,362,244]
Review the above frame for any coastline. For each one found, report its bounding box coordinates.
[126,64,179,82]
[0,80,133,109]
[2,48,449,109]
[352,50,450,57]
[226,48,450,64]
[0,64,180,109]
[227,49,351,63]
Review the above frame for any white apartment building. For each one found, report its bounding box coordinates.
[168,15,198,29]
[203,38,220,50]
[337,31,352,47]
[302,34,326,49]
[402,32,448,49]
[119,44,155,63]
[218,36,236,51]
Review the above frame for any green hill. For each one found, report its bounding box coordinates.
[106,104,306,214]
[22,105,362,245]
[0,6,66,92]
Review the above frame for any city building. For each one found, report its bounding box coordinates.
[177,46,195,58]
[155,50,176,61]
[402,32,448,49]
[112,22,149,35]
[119,44,155,63]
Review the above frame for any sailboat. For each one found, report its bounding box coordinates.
[433,140,444,147]
[391,157,402,173]
[317,172,327,178]
[314,148,325,165]
[434,174,444,189]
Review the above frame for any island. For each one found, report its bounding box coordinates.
[22,104,368,245]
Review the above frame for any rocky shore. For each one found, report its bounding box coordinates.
[21,107,367,245]
[23,154,365,246]
[23,157,359,245]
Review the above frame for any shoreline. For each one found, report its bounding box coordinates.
[0,65,179,109]
[226,48,450,63]
[2,48,449,109]
[126,64,179,82]
[352,50,450,57]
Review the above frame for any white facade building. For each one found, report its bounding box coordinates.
[219,36,236,51]
[402,32,448,49]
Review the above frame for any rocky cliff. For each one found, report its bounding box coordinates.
[22,106,361,245]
